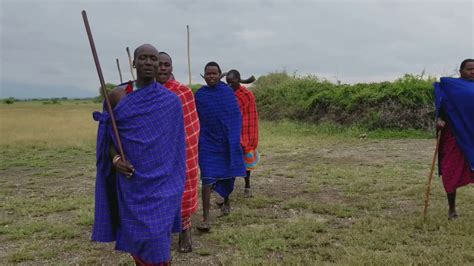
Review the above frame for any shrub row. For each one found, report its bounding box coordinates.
[252,72,436,130]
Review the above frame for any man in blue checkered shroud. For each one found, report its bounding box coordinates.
[195,61,246,232]
[91,44,185,265]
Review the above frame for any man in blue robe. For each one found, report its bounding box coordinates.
[434,58,474,219]
[195,61,246,231]
[91,44,185,265]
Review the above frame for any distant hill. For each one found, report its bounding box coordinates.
[0,81,97,99]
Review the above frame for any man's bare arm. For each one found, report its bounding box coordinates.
[107,86,135,176]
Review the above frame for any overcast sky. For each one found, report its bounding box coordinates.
[1,0,473,98]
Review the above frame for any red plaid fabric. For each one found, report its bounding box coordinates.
[163,79,200,220]
[234,85,259,153]
[124,80,134,94]
[181,215,192,230]
[439,123,474,193]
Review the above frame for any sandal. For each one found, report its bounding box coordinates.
[196,221,211,232]
[219,204,230,217]
[448,211,458,220]
[244,188,252,198]
[178,229,193,253]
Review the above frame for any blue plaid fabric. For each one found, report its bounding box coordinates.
[195,81,246,197]
[434,77,474,170]
[92,81,186,263]
[201,176,236,198]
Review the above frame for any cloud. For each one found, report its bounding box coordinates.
[0,0,473,98]
[235,29,276,43]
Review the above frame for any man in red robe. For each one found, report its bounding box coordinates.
[225,70,259,198]
[156,52,200,252]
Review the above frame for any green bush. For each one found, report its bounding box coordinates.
[189,84,202,94]
[3,97,16,104]
[96,83,118,102]
[42,98,61,105]
[253,72,436,130]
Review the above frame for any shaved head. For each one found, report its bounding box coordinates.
[134,44,159,60]
[133,43,160,83]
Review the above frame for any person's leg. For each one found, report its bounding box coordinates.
[178,216,192,252]
[132,255,170,266]
[216,178,235,216]
[221,196,230,216]
[197,184,212,231]
[244,170,252,197]
[447,190,457,219]
[244,170,251,188]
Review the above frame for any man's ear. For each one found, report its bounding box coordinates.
[133,60,136,68]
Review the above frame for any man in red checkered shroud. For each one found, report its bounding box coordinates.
[156,52,200,252]
[225,69,259,197]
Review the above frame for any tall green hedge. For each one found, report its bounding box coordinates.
[252,73,436,130]
[189,84,202,94]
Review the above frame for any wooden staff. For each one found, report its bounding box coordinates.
[423,131,442,219]
[81,10,126,162]
[187,25,192,87]
[126,47,136,80]
[116,58,123,83]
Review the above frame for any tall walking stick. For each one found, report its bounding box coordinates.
[116,58,123,83]
[423,131,442,219]
[187,25,192,87]
[126,47,136,80]
[82,10,126,162]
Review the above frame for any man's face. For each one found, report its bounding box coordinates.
[204,66,220,86]
[134,46,159,80]
[460,62,474,81]
[226,74,240,90]
[156,54,172,84]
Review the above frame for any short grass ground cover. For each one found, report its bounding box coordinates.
[0,101,472,265]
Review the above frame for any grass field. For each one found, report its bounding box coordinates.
[0,101,473,265]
